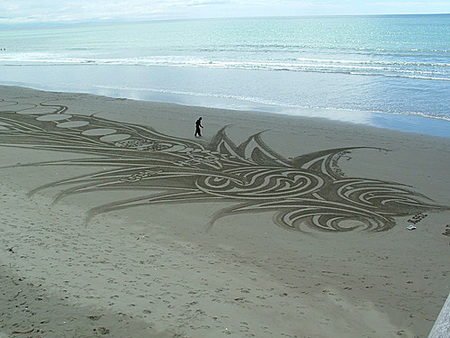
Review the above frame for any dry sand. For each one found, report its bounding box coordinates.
[0,85,449,337]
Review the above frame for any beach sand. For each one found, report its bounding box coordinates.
[0,85,449,337]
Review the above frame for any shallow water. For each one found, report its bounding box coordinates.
[0,15,449,136]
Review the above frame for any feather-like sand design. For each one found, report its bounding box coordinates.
[0,100,445,232]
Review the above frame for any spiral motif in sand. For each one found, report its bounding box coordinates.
[195,167,324,199]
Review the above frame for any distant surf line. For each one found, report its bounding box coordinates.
[1,56,449,81]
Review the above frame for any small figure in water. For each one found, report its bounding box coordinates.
[194,117,203,137]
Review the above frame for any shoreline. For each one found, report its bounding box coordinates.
[1,84,447,147]
[0,65,449,138]
[1,85,449,337]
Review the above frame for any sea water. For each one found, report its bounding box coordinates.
[0,15,449,136]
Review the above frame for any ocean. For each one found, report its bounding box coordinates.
[0,15,449,136]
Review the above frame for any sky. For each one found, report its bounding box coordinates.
[0,0,449,25]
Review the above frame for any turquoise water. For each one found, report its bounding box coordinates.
[0,15,449,135]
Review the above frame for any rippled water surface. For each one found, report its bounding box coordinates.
[0,15,449,135]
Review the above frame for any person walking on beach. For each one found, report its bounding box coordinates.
[194,117,203,137]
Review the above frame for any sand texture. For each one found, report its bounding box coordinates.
[0,86,449,337]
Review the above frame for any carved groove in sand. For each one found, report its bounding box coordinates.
[0,100,445,232]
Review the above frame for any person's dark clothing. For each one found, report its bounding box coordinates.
[195,117,203,137]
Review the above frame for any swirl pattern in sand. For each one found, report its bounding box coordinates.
[0,100,446,232]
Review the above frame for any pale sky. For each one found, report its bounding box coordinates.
[0,0,449,25]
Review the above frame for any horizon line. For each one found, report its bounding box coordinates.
[1,12,449,28]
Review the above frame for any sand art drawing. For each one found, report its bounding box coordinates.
[0,100,446,232]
